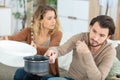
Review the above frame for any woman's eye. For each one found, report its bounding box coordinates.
[54,16,57,19]
[48,17,52,20]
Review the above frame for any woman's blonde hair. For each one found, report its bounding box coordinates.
[31,5,61,39]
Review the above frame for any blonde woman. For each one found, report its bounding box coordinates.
[1,5,62,80]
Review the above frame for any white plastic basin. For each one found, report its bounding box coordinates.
[0,40,37,67]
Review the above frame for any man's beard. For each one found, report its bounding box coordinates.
[89,39,104,47]
[90,43,103,47]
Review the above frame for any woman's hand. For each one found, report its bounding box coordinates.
[31,41,37,48]
[44,49,57,63]
[0,36,8,40]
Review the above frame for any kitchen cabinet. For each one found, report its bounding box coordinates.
[0,8,12,36]
[57,0,89,35]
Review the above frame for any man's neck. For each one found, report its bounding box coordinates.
[90,45,102,53]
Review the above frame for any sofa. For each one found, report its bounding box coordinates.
[0,63,18,80]
[0,32,120,80]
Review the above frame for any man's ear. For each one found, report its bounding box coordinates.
[107,35,112,39]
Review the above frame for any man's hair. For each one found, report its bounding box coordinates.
[90,15,115,35]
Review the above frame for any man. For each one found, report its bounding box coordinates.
[45,15,116,80]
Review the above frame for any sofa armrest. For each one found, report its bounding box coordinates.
[0,63,18,80]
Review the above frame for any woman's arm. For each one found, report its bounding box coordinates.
[0,36,8,40]
[7,27,31,43]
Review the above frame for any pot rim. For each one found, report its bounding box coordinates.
[24,55,49,62]
[24,59,49,62]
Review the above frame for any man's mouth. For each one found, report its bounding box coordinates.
[91,39,98,45]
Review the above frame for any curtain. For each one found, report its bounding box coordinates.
[89,0,100,23]
[99,0,119,39]
[99,0,118,25]
[115,0,120,40]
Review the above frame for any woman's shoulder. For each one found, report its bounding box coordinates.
[52,30,62,36]
[50,31,62,39]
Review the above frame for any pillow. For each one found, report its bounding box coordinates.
[107,40,119,48]
[106,57,120,80]
[116,44,120,60]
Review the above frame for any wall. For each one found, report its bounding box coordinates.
[0,8,12,36]
[5,0,25,34]
[115,0,120,40]
[57,0,89,35]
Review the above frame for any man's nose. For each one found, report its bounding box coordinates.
[94,35,99,41]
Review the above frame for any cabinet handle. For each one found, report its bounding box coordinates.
[68,16,77,20]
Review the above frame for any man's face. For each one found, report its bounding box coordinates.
[89,22,110,47]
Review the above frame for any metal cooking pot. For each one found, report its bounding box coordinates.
[24,55,49,76]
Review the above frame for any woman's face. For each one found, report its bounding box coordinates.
[42,10,56,30]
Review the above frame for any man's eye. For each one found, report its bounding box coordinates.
[100,34,105,37]
[93,29,96,33]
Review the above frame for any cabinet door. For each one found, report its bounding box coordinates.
[71,0,89,20]
[58,0,73,17]
[0,8,12,36]
[59,17,73,33]
[58,0,89,34]
[72,19,88,34]
[59,16,88,35]
[58,0,89,20]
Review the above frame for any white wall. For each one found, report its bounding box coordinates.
[57,0,89,35]
[0,0,24,35]
[0,8,12,36]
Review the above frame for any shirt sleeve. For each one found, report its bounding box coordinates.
[82,47,116,80]
[7,27,31,42]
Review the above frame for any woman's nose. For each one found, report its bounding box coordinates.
[52,19,56,24]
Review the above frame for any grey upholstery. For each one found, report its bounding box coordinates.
[0,63,18,80]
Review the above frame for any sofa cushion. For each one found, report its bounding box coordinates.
[106,57,120,80]
[116,44,120,60]
[107,40,120,48]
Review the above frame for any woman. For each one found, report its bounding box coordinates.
[1,5,62,80]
